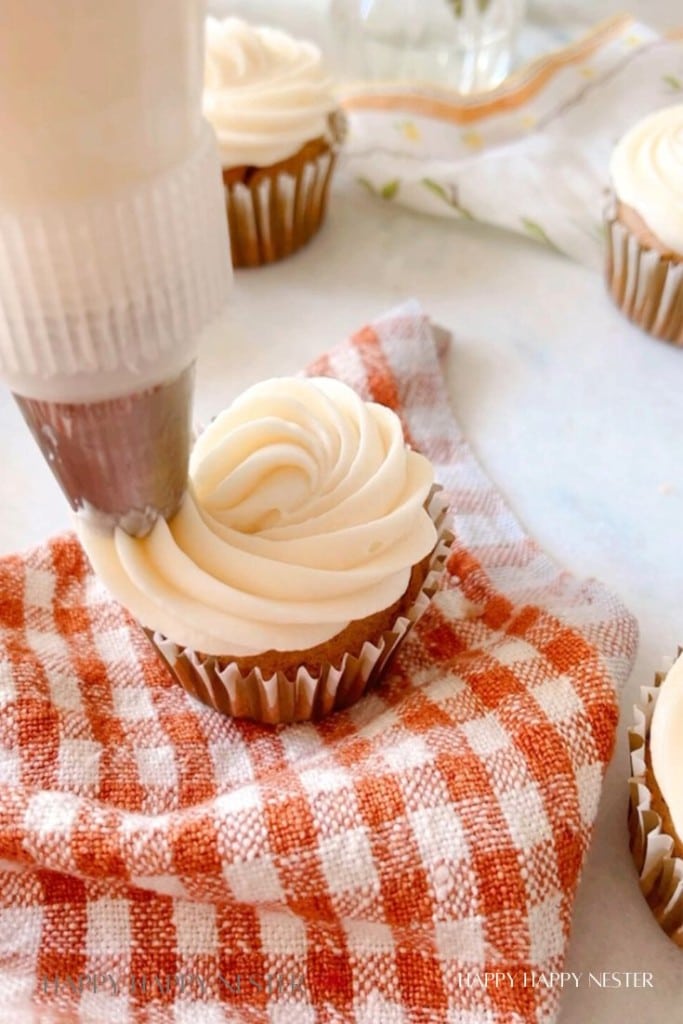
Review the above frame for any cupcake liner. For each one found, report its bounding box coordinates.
[14,364,195,536]
[225,147,337,269]
[605,201,683,346]
[150,487,453,724]
[628,648,683,945]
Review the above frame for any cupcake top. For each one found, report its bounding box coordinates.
[203,17,338,168]
[76,377,437,657]
[650,651,683,839]
[610,104,683,255]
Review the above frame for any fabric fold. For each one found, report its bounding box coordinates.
[342,17,683,269]
[0,304,637,1024]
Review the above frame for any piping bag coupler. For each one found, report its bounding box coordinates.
[0,1,231,536]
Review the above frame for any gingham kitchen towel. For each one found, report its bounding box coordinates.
[0,305,637,1024]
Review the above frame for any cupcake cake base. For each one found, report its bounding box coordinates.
[150,488,452,724]
[605,203,683,347]
[224,122,343,269]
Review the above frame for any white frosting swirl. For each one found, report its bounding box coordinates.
[610,104,683,254]
[650,652,683,840]
[76,377,437,657]
[202,17,337,167]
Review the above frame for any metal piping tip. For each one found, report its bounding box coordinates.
[13,363,195,537]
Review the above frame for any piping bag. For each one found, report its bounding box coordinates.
[0,0,231,537]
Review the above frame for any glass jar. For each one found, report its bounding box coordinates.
[331,0,527,94]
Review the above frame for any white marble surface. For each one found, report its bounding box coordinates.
[1,2,682,1022]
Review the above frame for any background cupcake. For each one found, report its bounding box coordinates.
[76,376,451,724]
[203,17,345,268]
[606,104,683,346]
[629,649,683,944]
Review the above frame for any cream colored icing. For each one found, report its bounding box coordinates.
[76,377,437,657]
[203,16,337,167]
[610,104,683,255]
[650,652,683,840]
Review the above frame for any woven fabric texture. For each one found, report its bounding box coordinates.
[0,306,637,1024]
[343,18,682,270]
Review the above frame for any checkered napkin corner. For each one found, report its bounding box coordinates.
[0,304,637,1024]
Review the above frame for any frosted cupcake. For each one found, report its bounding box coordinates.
[76,377,450,723]
[606,105,683,346]
[629,649,683,943]
[203,17,345,268]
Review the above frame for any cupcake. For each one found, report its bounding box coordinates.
[203,17,345,268]
[76,377,451,724]
[605,105,683,346]
[628,649,683,943]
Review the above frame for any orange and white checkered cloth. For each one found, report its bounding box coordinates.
[0,305,637,1024]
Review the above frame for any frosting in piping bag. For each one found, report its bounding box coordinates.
[76,377,437,656]
[610,104,683,254]
[203,16,337,168]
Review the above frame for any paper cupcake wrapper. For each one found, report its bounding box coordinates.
[628,648,683,945]
[605,203,683,347]
[225,147,337,269]
[150,488,453,724]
